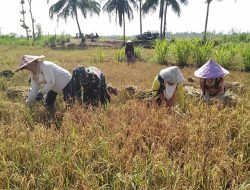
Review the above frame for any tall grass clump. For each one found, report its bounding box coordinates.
[93,48,105,63]
[114,48,126,62]
[134,45,143,60]
[214,45,237,70]
[241,45,250,72]
[154,39,170,64]
[171,39,192,67]
[191,39,213,67]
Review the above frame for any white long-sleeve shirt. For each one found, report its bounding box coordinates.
[27,61,71,104]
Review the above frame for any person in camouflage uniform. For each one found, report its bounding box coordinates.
[72,66,111,107]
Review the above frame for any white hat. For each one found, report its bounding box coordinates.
[159,66,185,84]
[126,40,133,43]
[194,60,229,79]
[15,55,45,72]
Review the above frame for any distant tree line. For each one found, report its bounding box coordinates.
[20,0,234,43]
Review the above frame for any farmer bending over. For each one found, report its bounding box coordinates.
[15,55,73,113]
[152,66,185,109]
[194,60,229,104]
[72,66,111,107]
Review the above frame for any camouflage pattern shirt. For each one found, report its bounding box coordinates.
[72,66,110,106]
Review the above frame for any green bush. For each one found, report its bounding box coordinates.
[154,39,170,64]
[191,39,213,67]
[172,39,192,67]
[214,45,237,70]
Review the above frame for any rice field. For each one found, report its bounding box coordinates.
[0,45,249,189]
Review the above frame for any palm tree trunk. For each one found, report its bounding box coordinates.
[159,0,164,39]
[75,9,83,39]
[123,13,126,43]
[162,0,168,38]
[139,0,142,35]
[203,1,210,42]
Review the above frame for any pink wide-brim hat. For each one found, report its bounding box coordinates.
[15,55,45,72]
[194,60,229,79]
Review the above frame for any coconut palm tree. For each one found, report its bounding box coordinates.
[49,0,100,39]
[162,0,188,38]
[143,0,187,39]
[203,0,222,42]
[103,0,137,43]
[137,0,143,35]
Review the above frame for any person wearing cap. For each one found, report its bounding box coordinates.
[125,40,135,65]
[71,66,111,107]
[152,66,185,109]
[194,60,229,104]
[15,55,73,113]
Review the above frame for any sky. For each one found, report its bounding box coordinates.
[0,0,249,36]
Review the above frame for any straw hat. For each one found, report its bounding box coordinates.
[15,55,45,72]
[194,60,229,79]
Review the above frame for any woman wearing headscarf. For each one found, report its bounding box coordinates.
[194,60,229,104]
[15,55,73,113]
[152,66,185,109]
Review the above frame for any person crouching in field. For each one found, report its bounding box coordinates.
[15,55,73,113]
[194,60,229,104]
[125,40,135,65]
[152,66,185,109]
[71,66,111,107]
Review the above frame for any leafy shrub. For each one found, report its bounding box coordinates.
[214,45,237,70]
[191,39,213,67]
[172,39,192,67]
[154,39,170,64]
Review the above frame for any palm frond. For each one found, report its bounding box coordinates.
[169,0,181,16]
[142,0,158,14]
[49,0,68,19]
[102,0,136,27]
